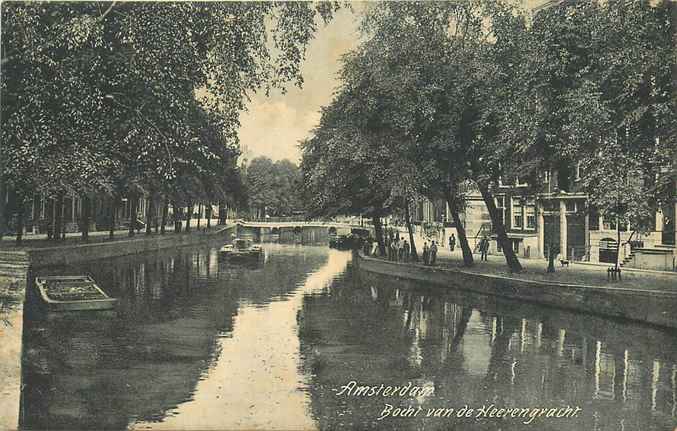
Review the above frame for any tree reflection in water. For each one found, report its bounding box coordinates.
[299,267,677,431]
[19,244,328,430]
[12,246,677,431]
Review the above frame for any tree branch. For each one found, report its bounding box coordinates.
[100,1,117,20]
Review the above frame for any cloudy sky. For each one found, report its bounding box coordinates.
[238,6,363,164]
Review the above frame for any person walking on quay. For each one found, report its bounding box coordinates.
[398,237,405,261]
[480,235,489,261]
[449,234,456,252]
[371,238,379,256]
[430,240,438,265]
[385,236,392,260]
[363,236,372,256]
[403,239,410,262]
[422,242,429,265]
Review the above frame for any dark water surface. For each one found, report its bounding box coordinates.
[17,244,677,430]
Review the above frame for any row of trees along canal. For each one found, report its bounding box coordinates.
[301,1,676,273]
[0,2,340,244]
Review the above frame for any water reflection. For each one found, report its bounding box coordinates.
[20,244,337,430]
[299,267,677,431]
[15,245,677,431]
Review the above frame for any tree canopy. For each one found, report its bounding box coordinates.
[1,1,339,239]
[301,0,676,273]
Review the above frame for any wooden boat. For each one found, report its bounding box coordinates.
[219,238,263,260]
[34,276,117,312]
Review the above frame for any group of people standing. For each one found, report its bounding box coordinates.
[362,230,494,265]
[385,236,411,262]
[421,240,438,265]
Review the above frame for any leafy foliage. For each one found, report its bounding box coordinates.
[245,157,303,217]
[1,2,339,222]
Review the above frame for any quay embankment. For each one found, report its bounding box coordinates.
[0,224,236,297]
[356,253,677,330]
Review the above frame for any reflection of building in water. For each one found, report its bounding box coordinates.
[312,269,677,431]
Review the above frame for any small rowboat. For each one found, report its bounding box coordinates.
[34,276,117,312]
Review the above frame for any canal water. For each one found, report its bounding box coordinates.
[10,242,677,430]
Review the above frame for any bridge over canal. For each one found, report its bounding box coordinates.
[233,220,374,241]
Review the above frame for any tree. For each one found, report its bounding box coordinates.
[300,97,395,254]
[346,1,528,270]
[504,0,675,269]
[1,2,340,240]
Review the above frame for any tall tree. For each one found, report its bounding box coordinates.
[1,2,340,239]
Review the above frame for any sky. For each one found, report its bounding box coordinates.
[237,5,364,165]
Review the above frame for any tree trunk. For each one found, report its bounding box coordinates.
[404,200,418,261]
[444,187,474,267]
[477,182,522,273]
[128,194,138,237]
[81,194,90,241]
[46,198,54,240]
[671,1,677,248]
[372,215,386,256]
[145,195,153,235]
[55,193,64,242]
[616,217,621,271]
[109,196,117,240]
[547,243,557,273]
[161,198,168,234]
[197,203,202,230]
[185,202,192,233]
[15,200,24,245]
[206,204,211,229]
[218,202,226,225]
[173,202,182,233]
[0,180,6,241]
[60,196,66,240]
[154,199,159,234]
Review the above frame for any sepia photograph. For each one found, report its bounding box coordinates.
[0,1,676,430]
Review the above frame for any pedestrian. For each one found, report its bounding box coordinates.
[398,237,405,261]
[422,242,429,265]
[430,240,438,265]
[480,236,489,261]
[363,237,372,256]
[403,239,410,262]
[385,236,392,260]
[449,234,456,252]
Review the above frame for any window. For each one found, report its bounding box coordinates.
[525,199,536,229]
[495,196,506,226]
[565,201,577,213]
[515,176,528,187]
[511,197,523,229]
[543,170,550,183]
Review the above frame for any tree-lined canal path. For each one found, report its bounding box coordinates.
[15,244,677,430]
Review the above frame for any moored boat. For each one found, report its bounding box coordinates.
[219,238,263,260]
[34,276,118,312]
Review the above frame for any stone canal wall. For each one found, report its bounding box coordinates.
[0,225,236,291]
[357,254,677,330]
